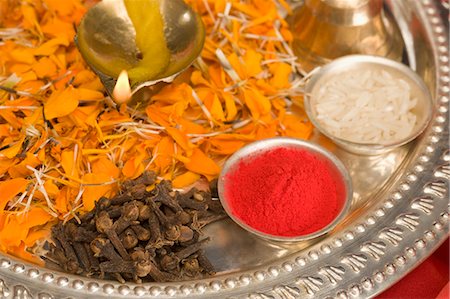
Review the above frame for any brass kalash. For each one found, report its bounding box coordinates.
[291,0,404,71]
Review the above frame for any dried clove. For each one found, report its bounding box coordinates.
[160,254,179,272]
[120,228,138,250]
[113,201,140,234]
[202,191,224,213]
[95,214,130,260]
[191,212,227,232]
[73,241,91,271]
[154,182,183,212]
[100,260,135,274]
[43,243,68,269]
[138,204,151,221]
[193,192,204,202]
[175,238,210,261]
[112,273,126,284]
[95,197,111,211]
[135,259,151,278]
[65,222,97,243]
[147,199,172,229]
[131,225,151,241]
[209,179,219,198]
[182,257,202,277]
[42,256,63,272]
[146,210,162,248]
[180,230,200,247]
[51,225,80,274]
[177,211,191,225]
[110,192,133,206]
[90,237,121,261]
[127,184,147,200]
[84,242,99,272]
[78,210,95,223]
[45,171,221,283]
[197,249,216,275]
[130,247,151,262]
[164,225,181,241]
[107,205,123,219]
[122,171,156,190]
[146,259,178,282]
[176,190,208,211]
[178,226,194,243]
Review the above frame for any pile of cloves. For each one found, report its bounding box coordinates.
[43,171,226,283]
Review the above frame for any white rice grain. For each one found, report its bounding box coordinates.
[313,68,418,145]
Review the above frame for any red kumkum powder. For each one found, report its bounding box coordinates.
[224,147,346,236]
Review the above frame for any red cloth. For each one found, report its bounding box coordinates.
[377,238,449,299]
[436,283,449,299]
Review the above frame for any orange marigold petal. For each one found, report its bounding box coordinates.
[32,57,58,78]
[44,86,79,119]
[0,178,29,214]
[269,63,292,89]
[172,171,201,188]
[41,17,75,42]
[166,127,194,152]
[0,218,27,250]
[60,149,79,179]
[77,88,105,101]
[34,37,69,56]
[243,49,263,78]
[122,158,145,179]
[17,207,53,228]
[82,173,117,211]
[92,157,120,179]
[184,148,220,177]
[9,48,36,64]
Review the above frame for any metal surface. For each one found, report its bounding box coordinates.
[291,0,404,71]
[76,0,205,97]
[304,55,433,155]
[217,137,353,242]
[0,0,449,298]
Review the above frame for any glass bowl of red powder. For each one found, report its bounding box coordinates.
[218,137,352,242]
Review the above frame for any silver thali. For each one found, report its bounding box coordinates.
[0,0,449,298]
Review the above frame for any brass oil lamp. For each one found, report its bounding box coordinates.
[291,0,404,71]
[76,0,205,103]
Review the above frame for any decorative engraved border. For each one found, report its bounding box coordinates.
[0,0,448,298]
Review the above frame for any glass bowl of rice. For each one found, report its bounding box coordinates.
[304,55,433,155]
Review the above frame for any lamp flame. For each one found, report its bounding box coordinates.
[112,70,132,104]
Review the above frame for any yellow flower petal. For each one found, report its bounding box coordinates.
[44,86,79,119]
